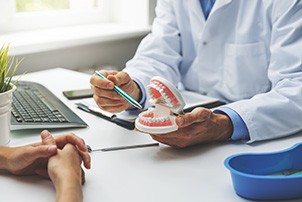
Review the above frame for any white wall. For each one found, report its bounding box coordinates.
[10,0,157,74]
[15,34,145,74]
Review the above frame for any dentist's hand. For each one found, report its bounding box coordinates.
[90,70,142,113]
[150,108,233,148]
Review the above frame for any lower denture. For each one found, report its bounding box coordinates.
[139,111,172,127]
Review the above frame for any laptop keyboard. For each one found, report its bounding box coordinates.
[11,81,88,130]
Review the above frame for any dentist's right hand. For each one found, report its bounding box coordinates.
[90,70,142,113]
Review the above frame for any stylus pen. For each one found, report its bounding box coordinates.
[95,71,143,110]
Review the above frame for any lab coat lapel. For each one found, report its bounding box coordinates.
[187,0,205,48]
[211,0,233,14]
[186,0,234,50]
[186,0,233,38]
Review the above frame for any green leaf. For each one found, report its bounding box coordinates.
[0,44,24,93]
[5,58,24,91]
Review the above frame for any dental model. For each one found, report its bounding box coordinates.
[135,76,185,134]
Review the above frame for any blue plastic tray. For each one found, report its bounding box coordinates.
[224,142,302,200]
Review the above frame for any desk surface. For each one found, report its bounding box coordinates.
[2,68,302,202]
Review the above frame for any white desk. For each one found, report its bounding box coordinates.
[1,68,302,202]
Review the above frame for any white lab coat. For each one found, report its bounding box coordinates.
[124,0,302,143]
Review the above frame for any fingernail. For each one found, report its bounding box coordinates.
[41,130,51,139]
[178,117,185,126]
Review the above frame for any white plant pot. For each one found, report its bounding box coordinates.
[0,85,16,145]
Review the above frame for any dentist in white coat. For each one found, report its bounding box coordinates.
[90,0,302,148]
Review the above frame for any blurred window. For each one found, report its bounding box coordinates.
[16,0,70,12]
[0,0,109,33]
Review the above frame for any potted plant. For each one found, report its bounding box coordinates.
[0,44,22,145]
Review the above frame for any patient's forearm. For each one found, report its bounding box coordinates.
[54,174,83,202]
[0,146,11,171]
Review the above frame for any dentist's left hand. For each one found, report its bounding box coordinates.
[149,108,233,148]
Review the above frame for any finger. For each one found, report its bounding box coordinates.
[150,135,167,143]
[61,144,89,167]
[55,134,91,169]
[93,94,125,107]
[176,108,211,128]
[78,150,91,169]
[94,99,127,109]
[92,86,124,101]
[81,168,86,185]
[62,144,89,179]
[99,70,118,77]
[150,130,179,139]
[26,145,57,161]
[90,74,114,90]
[40,130,56,146]
[118,80,140,99]
[55,133,87,152]
[150,135,182,149]
[100,104,130,113]
[107,71,131,86]
[93,93,130,112]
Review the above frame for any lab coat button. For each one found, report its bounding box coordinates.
[202,41,207,46]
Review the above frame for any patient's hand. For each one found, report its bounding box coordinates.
[41,130,91,169]
[3,143,57,176]
[48,144,83,202]
[3,130,90,178]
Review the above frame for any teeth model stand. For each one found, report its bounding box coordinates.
[135,76,185,134]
